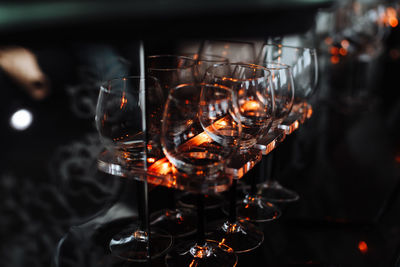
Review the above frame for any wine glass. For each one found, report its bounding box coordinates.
[146,54,200,238]
[258,43,318,122]
[162,83,241,267]
[236,62,295,222]
[95,76,173,261]
[257,44,318,202]
[199,40,257,64]
[204,62,279,253]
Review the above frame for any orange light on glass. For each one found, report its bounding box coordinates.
[331,55,340,64]
[242,100,260,110]
[149,158,173,175]
[339,48,348,56]
[307,105,313,119]
[358,241,368,254]
[147,157,156,163]
[120,92,128,109]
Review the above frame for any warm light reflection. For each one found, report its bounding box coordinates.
[149,158,172,175]
[331,55,340,64]
[339,48,347,56]
[147,157,156,163]
[241,100,260,111]
[120,92,128,109]
[358,241,368,254]
[307,105,313,119]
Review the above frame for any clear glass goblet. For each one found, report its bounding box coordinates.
[95,76,173,262]
[147,55,199,238]
[236,62,295,222]
[162,83,241,267]
[204,63,278,253]
[257,44,318,203]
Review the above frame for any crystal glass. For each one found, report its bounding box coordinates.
[204,63,277,253]
[146,55,200,238]
[95,76,173,262]
[236,62,295,222]
[258,44,318,121]
[199,40,257,64]
[205,62,274,150]
[161,84,241,266]
[257,44,318,202]
[162,83,241,267]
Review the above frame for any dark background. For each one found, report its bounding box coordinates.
[1,1,400,266]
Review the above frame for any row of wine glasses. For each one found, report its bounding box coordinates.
[95,40,318,266]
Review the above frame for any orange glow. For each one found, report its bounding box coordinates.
[147,157,156,163]
[324,37,333,45]
[395,154,400,163]
[120,92,128,109]
[219,238,226,246]
[189,259,195,267]
[339,48,347,56]
[307,105,313,119]
[330,47,339,55]
[341,39,350,49]
[147,144,153,150]
[149,158,173,175]
[389,17,398,27]
[217,120,227,127]
[160,162,171,174]
[331,55,340,64]
[242,100,260,111]
[358,241,368,254]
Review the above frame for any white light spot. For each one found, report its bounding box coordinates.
[10,109,33,131]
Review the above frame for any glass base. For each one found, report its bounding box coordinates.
[207,220,264,253]
[165,240,237,267]
[178,193,224,210]
[236,194,281,222]
[150,208,197,238]
[258,181,300,203]
[109,226,172,262]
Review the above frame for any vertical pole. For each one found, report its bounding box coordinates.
[139,40,151,264]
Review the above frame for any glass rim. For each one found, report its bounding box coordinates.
[206,62,271,82]
[184,53,229,63]
[100,75,158,93]
[147,54,196,71]
[171,82,233,92]
[263,43,317,53]
[254,62,292,70]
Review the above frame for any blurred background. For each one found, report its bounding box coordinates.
[1,0,400,266]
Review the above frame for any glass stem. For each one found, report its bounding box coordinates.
[228,179,237,224]
[250,163,261,196]
[264,151,276,184]
[196,194,206,245]
[137,180,151,262]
